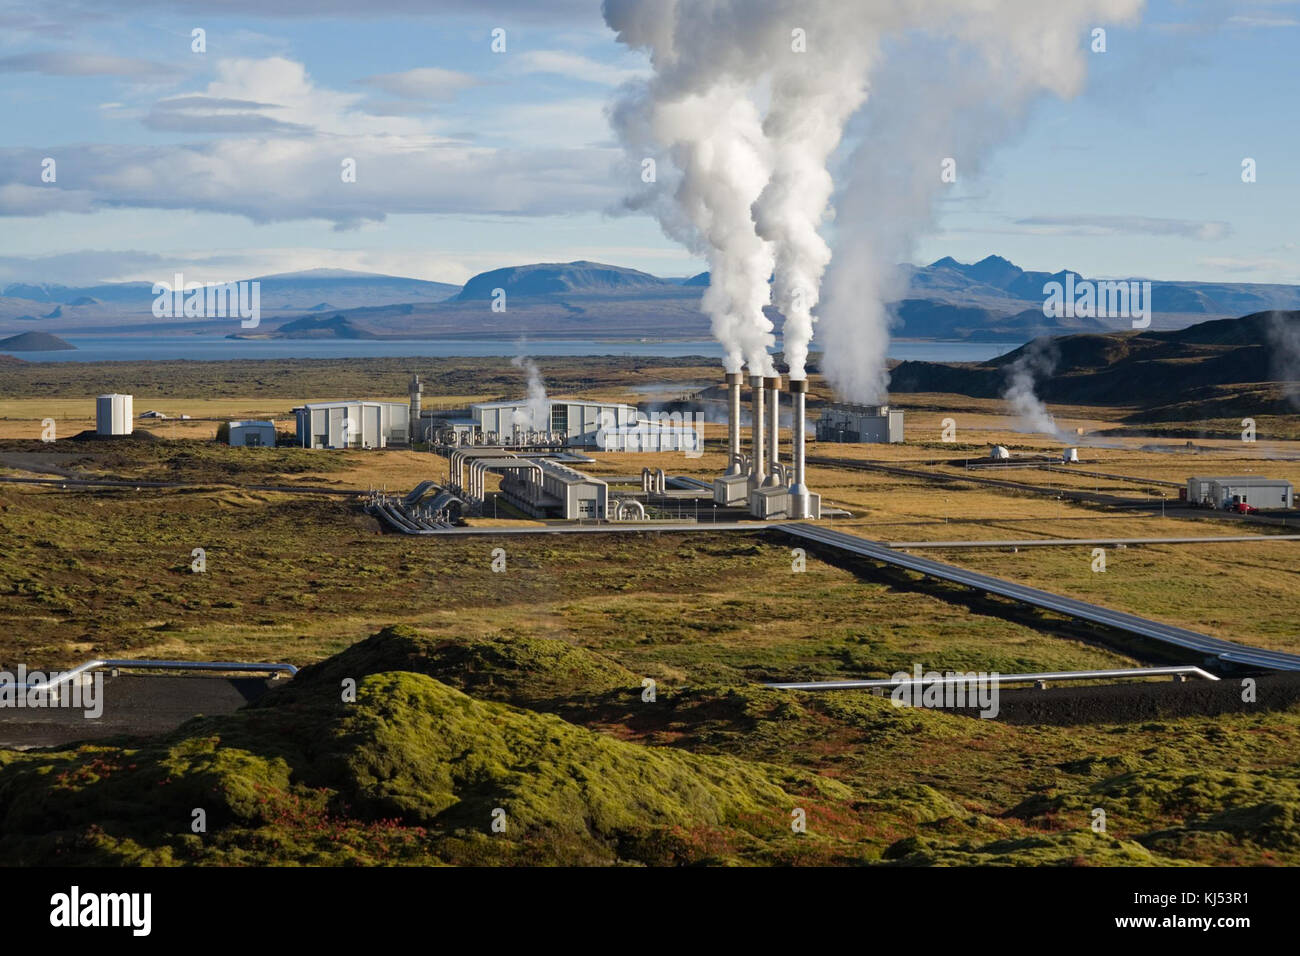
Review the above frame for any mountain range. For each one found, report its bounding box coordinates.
[4,257,1300,344]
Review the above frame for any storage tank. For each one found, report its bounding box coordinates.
[989,445,1010,460]
[96,394,133,436]
[1062,447,1080,463]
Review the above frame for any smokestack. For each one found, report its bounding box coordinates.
[750,375,765,486]
[725,372,743,475]
[409,373,422,443]
[764,375,781,487]
[789,379,809,518]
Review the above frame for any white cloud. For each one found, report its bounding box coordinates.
[358,67,480,101]
[509,50,647,87]
[0,50,180,76]
[1012,215,1232,241]
[1197,256,1300,280]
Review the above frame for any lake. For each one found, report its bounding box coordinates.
[6,336,1022,364]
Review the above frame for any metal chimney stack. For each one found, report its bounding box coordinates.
[409,373,422,443]
[725,372,743,475]
[763,375,781,487]
[788,378,810,517]
[750,374,765,487]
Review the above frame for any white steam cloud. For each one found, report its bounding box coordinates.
[1266,311,1300,410]
[604,0,1143,395]
[1004,339,1061,436]
[510,344,549,432]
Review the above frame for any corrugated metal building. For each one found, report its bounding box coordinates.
[228,420,277,447]
[499,459,608,519]
[1186,476,1294,510]
[294,401,410,449]
[471,398,637,447]
[816,403,905,444]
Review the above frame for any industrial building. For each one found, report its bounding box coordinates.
[1185,476,1294,511]
[421,395,698,452]
[500,459,608,519]
[472,398,634,447]
[227,420,277,447]
[448,448,608,520]
[816,402,904,443]
[713,373,821,519]
[294,401,410,449]
[96,394,133,436]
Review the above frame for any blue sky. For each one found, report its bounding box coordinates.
[1,0,1297,288]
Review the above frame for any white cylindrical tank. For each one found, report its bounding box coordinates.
[990,445,1010,460]
[1062,447,1080,463]
[96,394,133,436]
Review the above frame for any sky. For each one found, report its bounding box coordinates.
[1,0,1297,288]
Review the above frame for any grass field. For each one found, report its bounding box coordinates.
[1,355,1298,865]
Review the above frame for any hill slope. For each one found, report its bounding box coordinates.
[0,330,75,351]
[890,309,1300,418]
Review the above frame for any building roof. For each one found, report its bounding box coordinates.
[1191,476,1294,486]
[472,398,635,412]
[538,459,607,487]
[298,400,407,410]
[229,420,275,428]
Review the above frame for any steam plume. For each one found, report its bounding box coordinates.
[510,344,549,432]
[1004,338,1061,436]
[604,0,1143,397]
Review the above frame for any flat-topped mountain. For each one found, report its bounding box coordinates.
[455,261,671,300]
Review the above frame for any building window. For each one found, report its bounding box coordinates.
[550,404,568,434]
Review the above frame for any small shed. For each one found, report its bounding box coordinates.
[228,420,277,448]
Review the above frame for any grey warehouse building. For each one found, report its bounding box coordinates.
[1186,476,1294,510]
[468,398,637,447]
[816,403,905,444]
[294,400,410,449]
[499,458,609,519]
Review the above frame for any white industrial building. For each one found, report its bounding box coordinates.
[469,398,637,447]
[596,414,703,454]
[294,401,410,449]
[96,394,133,436]
[423,397,698,452]
[500,459,608,519]
[816,403,905,444]
[228,420,277,447]
[1186,476,1294,510]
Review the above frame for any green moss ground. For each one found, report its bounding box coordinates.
[1,628,1297,866]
